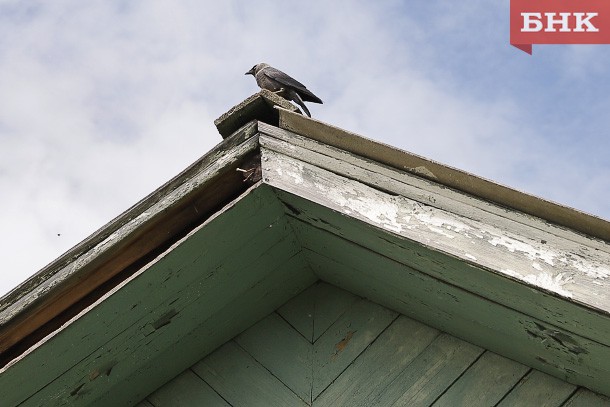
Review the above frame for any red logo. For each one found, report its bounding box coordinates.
[510,0,610,54]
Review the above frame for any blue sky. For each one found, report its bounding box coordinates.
[0,0,609,296]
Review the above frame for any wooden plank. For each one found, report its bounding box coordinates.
[497,370,576,407]
[268,177,610,352]
[236,312,313,402]
[371,334,484,406]
[314,316,439,406]
[1,186,282,405]
[277,282,359,342]
[312,298,398,399]
[136,400,155,407]
[431,351,529,406]
[4,186,312,407]
[260,128,610,254]
[271,186,610,347]
[0,122,259,357]
[275,110,610,243]
[563,388,610,406]
[89,253,316,407]
[291,221,610,395]
[261,147,610,317]
[147,370,229,406]
[193,341,308,407]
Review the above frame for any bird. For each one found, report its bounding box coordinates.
[245,63,322,117]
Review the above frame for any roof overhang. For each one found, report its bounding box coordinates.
[1,93,610,405]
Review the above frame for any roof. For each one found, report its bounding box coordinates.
[1,90,609,406]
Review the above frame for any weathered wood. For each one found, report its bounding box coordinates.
[372,334,484,406]
[497,370,576,407]
[146,370,229,406]
[274,109,610,242]
[259,129,610,254]
[431,351,529,406]
[138,280,608,406]
[289,219,610,394]
[314,316,439,406]
[214,90,298,138]
[311,298,397,399]
[0,122,260,358]
[236,312,313,402]
[563,389,610,406]
[99,253,315,407]
[277,282,359,342]
[193,341,309,407]
[261,147,610,316]
[2,186,314,407]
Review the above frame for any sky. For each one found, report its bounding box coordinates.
[1,0,609,297]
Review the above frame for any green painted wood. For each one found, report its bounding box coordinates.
[312,298,397,399]
[3,186,282,406]
[147,370,229,406]
[497,369,576,407]
[371,333,484,406]
[136,400,155,407]
[432,351,529,406]
[236,312,313,402]
[274,188,610,349]
[90,253,316,407]
[314,315,439,406]
[193,341,308,407]
[36,235,301,407]
[563,389,610,406]
[286,212,610,395]
[277,281,359,342]
[9,186,314,407]
[139,281,609,407]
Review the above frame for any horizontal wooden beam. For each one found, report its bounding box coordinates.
[276,109,610,243]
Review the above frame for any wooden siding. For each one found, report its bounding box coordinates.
[142,282,609,406]
[0,186,316,407]
[258,126,610,394]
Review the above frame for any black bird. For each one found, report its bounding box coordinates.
[245,63,322,117]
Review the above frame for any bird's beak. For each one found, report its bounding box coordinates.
[245,68,254,76]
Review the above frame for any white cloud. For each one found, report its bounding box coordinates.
[0,0,608,296]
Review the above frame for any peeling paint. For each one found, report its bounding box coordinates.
[464,253,477,261]
[322,184,404,233]
[488,235,556,266]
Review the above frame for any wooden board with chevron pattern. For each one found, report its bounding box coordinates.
[142,282,610,407]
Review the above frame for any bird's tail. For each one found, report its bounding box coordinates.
[287,90,311,117]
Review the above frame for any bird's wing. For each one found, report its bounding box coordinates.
[262,67,323,104]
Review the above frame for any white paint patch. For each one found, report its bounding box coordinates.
[465,253,477,261]
[488,235,556,266]
[501,268,573,298]
[427,226,455,239]
[323,184,404,233]
[532,262,543,271]
[501,268,522,279]
[415,212,471,234]
[523,272,574,298]
[572,261,610,280]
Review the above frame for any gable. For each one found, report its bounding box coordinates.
[143,282,608,406]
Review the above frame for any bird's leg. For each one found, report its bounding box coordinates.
[273,88,285,95]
